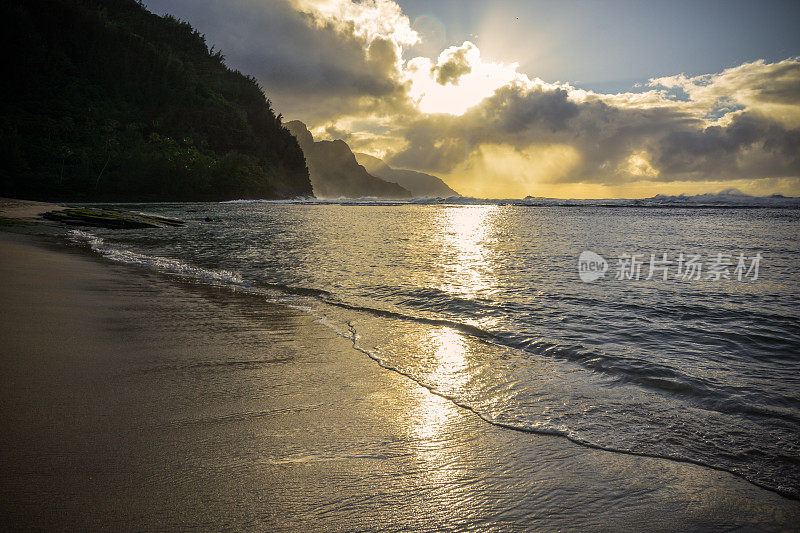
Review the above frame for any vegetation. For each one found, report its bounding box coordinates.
[0,0,312,201]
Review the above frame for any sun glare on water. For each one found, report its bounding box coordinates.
[435,205,500,300]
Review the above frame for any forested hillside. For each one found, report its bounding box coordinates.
[0,0,312,201]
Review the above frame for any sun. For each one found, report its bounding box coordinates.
[405,42,523,115]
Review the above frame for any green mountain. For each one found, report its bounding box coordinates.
[354,153,459,198]
[0,0,312,201]
[285,121,411,199]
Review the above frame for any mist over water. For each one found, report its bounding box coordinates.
[70,200,800,498]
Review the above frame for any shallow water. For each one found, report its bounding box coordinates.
[68,200,800,498]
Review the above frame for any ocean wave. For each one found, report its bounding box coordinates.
[68,228,798,425]
[341,321,799,500]
[219,191,800,208]
[68,230,250,287]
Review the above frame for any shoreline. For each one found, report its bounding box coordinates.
[1,228,799,529]
[0,197,64,221]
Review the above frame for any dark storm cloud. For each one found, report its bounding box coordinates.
[652,113,800,181]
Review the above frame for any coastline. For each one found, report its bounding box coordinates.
[1,228,799,530]
[0,197,64,221]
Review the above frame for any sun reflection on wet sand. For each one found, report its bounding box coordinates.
[425,328,469,390]
[407,384,463,491]
[404,328,473,490]
[405,328,470,440]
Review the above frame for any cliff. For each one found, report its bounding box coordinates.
[285,121,410,199]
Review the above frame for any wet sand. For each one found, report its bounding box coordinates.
[1,231,798,530]
[0,197,63,221]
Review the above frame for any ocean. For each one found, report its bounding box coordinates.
[66,197,800,499]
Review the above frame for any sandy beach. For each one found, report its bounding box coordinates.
[0,198,63,221]
[0,228,797,530]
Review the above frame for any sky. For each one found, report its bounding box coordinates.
[145,0,800,198]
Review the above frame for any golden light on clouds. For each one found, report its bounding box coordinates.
[293,0,419,46]
[444,144,582,198]
[407,42,524,115]
[266,0,800,198]
[621,151,660,179]
[648,59,800,129]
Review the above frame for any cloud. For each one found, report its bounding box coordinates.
[389,75,800,193]
[293,0,418,46]
[145,0,800,197]
[320,124,353,142]
[648,57,800,127]
[406,41,526,115]
[444,143,582,199]
[652,112,800,181]
[145,0,417,123]
[431,42,476,85]
[390,83,675,178]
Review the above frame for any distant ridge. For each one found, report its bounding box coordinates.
[355,153,459,198]
[285,121,411,199]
